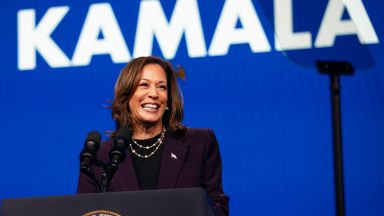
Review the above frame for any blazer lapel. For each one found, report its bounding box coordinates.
[158,132,188,188]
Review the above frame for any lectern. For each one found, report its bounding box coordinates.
[1,187,216,216]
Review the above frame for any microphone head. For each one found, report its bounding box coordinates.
[115,127,132,141]
[109,127,132,165]
[80,130,102,172]
[84,131,102,150]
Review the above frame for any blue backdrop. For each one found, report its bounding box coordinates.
[1,0,383,215]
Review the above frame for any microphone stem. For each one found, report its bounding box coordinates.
[101,172,108,193]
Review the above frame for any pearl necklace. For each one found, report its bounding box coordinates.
[129,127,166,158]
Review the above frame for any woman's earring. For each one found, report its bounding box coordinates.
[165,107,169,110]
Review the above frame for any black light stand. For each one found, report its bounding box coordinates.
[316,61,354,216]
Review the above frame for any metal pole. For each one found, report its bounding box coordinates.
[329,74,345,216]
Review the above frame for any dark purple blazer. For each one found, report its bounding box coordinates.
[77,128,229,216]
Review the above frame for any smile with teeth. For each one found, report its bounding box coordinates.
[142,103,159,110]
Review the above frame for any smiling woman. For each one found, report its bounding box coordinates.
[111,56,184,137]
[128,63,169,130]
[77,56,229,216]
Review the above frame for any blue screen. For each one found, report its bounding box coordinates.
[1,0,383,215]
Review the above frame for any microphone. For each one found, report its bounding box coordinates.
[109,127,131,168]
[80,131,101,172]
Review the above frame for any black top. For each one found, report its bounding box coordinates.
[130,132,164,190]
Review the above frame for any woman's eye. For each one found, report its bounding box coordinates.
[159,85,167,90]
[139,83,148,87]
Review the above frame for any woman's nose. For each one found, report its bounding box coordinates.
[148,86,159,98]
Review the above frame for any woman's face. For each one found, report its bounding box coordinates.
[129,63,168,127]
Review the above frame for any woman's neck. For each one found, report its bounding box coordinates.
[132,123,163,140]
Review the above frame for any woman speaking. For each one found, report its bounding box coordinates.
[77,56,229,215]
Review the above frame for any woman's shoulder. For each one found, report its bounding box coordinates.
[170,127,217,144]
[185,127,214,136]
[169,126,213,136]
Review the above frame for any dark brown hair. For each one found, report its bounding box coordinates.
[110,56,185,137]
